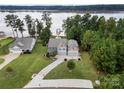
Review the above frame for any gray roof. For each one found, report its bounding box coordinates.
[9,37,36,51]
[0,31,5,36]
[48,38,67,48]
[0,31,4,33]
[68,40,78,47]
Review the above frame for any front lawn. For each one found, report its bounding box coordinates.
[0,58,4,64]
[44,52,101,83]
[0,37,14,55]
[0,43,52,88]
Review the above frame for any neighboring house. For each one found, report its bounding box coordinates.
[0,31,5,38]
[48,38,79,56]
[9,37,36,53]
[68,40,79,56]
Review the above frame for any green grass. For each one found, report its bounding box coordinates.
[0,58,4,64]
[44,52,101,83]
[0,43,52,88]
[0,37,13,47]
[0,37,14,56]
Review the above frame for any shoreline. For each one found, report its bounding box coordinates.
[1,10,124,13]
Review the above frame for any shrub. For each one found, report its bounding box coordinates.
[67,60,75,71]
[91,38,117,74]
[6,67,13,73]
[99,74,121,89]
[116,39,124,71]
[46,53,50,58]
[49,52,57,57]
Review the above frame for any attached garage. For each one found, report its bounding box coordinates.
[68,40,79,56]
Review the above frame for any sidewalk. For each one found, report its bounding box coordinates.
[0,53,20,70]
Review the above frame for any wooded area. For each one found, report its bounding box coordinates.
[63,13,124,88]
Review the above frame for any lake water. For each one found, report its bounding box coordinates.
[0,12,124,37]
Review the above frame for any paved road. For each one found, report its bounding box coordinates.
[24,79,93,89]
[0,53,20,70]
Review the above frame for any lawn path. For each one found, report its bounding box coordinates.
[0,53,20,70]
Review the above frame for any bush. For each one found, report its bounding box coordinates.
[49,52,57,57]
[116,39,124,71]
[67,60,75,71]
[91,38,117,74]
[46,53,50,58]
[99,74,121,89]
[6,67,13,73]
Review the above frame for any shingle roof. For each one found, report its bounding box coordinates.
[0,31,4,33]
[48,38,67,48]
[9,37,36,51]
[68,40,78,47]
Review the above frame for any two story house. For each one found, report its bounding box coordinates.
[48,38,79,56]
[48,38,67,55]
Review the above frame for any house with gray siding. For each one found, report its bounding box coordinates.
[48,38,79,56]
[48,38,67,55]
[9,37,36,53]
[68,40,79,56]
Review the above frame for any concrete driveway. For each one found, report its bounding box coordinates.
[55,55,81,60]
[24,58,64,87]
[0,53,20,70]
[24,54,93,89]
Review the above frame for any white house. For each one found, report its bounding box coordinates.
[9,37,36,53]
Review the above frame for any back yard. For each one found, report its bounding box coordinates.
[0,43,52,88]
